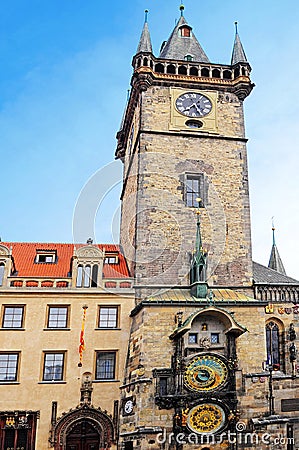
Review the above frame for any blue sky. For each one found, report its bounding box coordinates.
[0,0,299,278]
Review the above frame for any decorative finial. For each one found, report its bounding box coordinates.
[271,217,276,246]
[180,3,185,16]
[145,9,149,23]
[235,21,238,34]
[196,198,202,216]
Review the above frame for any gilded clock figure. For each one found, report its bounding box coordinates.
[175,92,212,117]
[187,403,226,434]
[184,354,228,392]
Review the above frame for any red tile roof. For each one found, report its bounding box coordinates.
[1,242,130,279]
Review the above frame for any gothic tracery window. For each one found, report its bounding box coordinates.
[266,321,283,370]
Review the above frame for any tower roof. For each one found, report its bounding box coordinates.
[159,7,209,63]
[268,226,287,275]
[231,22,248,65]
[136,10,153,54]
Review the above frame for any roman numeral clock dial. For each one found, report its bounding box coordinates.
[175,92,212,118]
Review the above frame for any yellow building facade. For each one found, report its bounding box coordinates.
[0,242,134,449]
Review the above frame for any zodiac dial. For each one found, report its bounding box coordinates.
[184,354,228,392]
[187,403,226,434]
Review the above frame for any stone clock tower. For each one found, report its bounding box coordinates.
[116,7,254,297]
[115,7,263,450]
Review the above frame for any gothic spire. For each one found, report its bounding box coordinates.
[159,5,209,62]
[136,10,153,54]
[190,207,208,298]
[268,223,287,275]
[231,22,248,65]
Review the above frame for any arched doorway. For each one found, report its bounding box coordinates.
[66,419,100,450]
[52,404,114,450]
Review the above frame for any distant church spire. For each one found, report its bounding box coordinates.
[159,6,209,62]
[231,22,248,65]
[268,221,287,275]
[136,10,153,54]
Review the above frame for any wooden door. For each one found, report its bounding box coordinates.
[66,420,100,450]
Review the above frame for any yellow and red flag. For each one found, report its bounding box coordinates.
[78,306,88,366]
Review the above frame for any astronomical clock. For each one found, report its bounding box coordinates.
[154,309,243,439]
[182,353,231,435]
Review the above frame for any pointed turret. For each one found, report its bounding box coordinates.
[159,5,209,62]
[136,10,153,54]
[190,208,208,298]
[268,224,287,275]
[231,22,248,65]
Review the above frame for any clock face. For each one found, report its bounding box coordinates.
[184,354,228,392]
[175,92,212,118]
[123,399,134,415]
[187,403,226,435]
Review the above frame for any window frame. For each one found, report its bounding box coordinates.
[2,305,25,329]
[188,333,198,345]
[211,333,220,344]
[35,250,57,264]
[42,352,66,382]
[104,255,119,264]
[266,320,284,371]
[98,306,119,329]
[95,351,117,381]
[47,306,69,329]
[0,263,5,286]
[185,173,206,208]
[0,352,20,382]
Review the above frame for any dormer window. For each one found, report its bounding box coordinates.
[35,250,57,264]
[180,26,191,37]
[184,54,193,61]
[104,254,118,264]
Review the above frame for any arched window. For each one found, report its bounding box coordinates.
[0,263,4,286]
[212,69,220,78]
[83,265,91,288]
[91,265,98,288]
[180,26,191,37]
[76,265,83,287]
[190,67,198,76]
[155,63,164,74]
[166,64,176,74]
[178,65,187,75]
[223,70,232,80]
[201,67,210,77]
[266,321,282,369]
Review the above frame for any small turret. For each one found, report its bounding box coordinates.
[136,10,153,55]
[231,22,248,65]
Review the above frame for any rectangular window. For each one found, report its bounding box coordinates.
[188,333,198,344]
[35,250,57,264]
[2,306,24,328]
[186,174,205,208]
[104,255,118,264]
[0,353,19,381]
[95,351,116,380]
[43,352,65,381]
[47,306,68,328]
[211,333,220,344]
[98,307,118,328]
